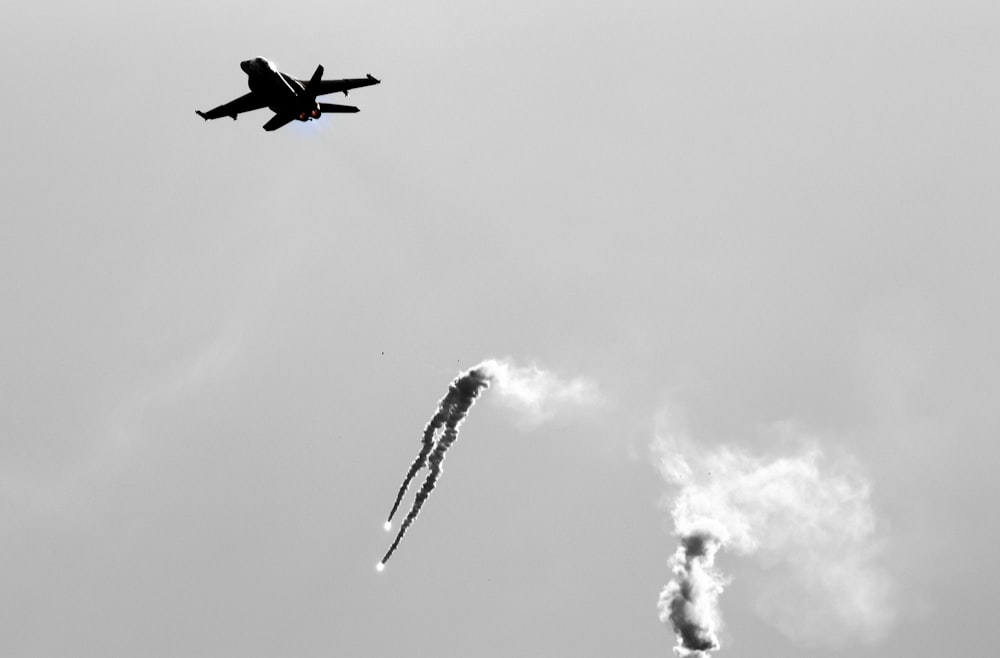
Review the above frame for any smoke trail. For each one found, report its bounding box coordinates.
[384,393,458,528]
[652,426,893,654]
[378,358,598,569]
[379,365,492,568]
[659,528,726,657]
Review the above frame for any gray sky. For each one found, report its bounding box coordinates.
[2,1,998,656]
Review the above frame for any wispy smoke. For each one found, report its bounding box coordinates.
[482,359,600,427]
[653,426,893,654]
[379,358,597,568]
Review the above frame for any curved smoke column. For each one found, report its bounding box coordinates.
[659,527,727,657]
[653,427,893,655]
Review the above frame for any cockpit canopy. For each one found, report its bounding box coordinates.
[239,57,277,75]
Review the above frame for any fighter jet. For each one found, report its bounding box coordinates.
[196,57,380,131]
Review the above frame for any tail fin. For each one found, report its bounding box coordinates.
[304,64,324,97]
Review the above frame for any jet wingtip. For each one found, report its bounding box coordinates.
[367,73,381,84]
[195,110,208,120]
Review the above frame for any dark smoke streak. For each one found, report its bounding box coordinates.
[659,530,724,657]
[380,367,492,567]
[385,398,457,526]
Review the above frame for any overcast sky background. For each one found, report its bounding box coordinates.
[2,1,998,656]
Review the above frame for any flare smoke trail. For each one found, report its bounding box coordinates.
[384,393,459,528]
[378,358,597,569]
[379,365,493,568]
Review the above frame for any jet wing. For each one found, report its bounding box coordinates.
[196,91,268,120]
[318,103,359,113]
[311,74,381,97]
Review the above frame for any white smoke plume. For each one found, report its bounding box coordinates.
[480,358,600,427]
[380,358,597,568]
[653,426,893,654]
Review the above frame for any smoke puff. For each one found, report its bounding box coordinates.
[653,428,894,648]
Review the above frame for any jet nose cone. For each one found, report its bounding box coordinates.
[240,60,253,74]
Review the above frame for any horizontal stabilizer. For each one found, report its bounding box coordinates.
[318,103,360,113]
[262,113,295,131]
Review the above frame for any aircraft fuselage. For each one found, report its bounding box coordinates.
[240,57,319,121]
[196,56,378,131]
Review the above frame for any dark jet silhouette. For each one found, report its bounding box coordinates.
[196,57,380,131]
